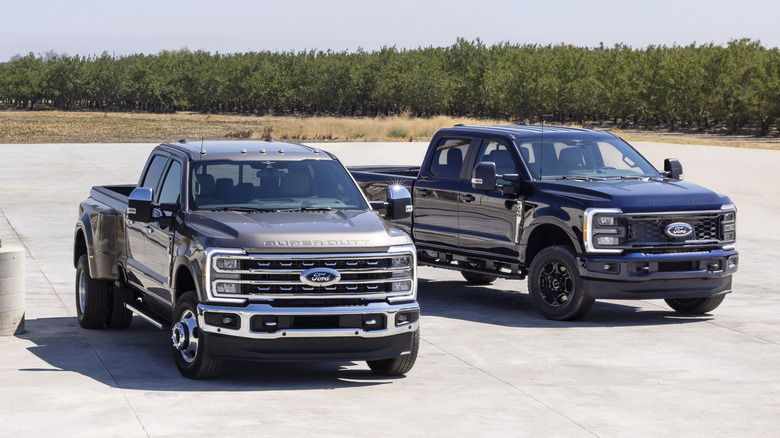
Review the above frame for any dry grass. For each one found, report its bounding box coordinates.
[1,110,779,149]
[0,111,503,144]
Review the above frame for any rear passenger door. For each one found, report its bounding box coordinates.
[125,153,168,291]
[412,137,471,248]
[458,138,522,259]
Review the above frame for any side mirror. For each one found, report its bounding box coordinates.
[386,185,413,220]
[664,158,684,180]
[127,187,153,222]
[472,161,497,191]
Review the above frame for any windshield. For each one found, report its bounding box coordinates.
[190,159,368,211]
[515,137,660,180]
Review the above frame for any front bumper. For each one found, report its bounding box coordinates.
[578,249,738,300]
[196,301,419,361]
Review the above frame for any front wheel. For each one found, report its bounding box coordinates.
[367,329,419,375]
[665,295,725,314]
[75,254,109,329]
[528,246,594,321]
[171,292,223,379]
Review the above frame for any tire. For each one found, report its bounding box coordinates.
[171,291,222,379]
[367,328,420,376]
[461,271,498,285]
[665,295,725,314]
[75,254,109,329]
[528,246,594,321]
[106,286,134,329]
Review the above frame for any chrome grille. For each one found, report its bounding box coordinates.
[209,251,414,302]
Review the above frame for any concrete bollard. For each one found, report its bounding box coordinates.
[0,243,25,336]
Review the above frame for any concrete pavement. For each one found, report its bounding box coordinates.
[0,140,779,437]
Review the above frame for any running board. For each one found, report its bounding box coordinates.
[125,302,169,330]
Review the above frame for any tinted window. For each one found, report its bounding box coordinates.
[140,155,168,190]
[158,161,182,204]
[429,137,470,179]
[191,160,367,210]
[475,140,518,185]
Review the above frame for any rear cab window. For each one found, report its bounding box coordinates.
[428,137,470,179]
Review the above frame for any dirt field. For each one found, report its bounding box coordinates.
[2,110,780,149]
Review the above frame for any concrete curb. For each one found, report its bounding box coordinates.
[0,245,25,336]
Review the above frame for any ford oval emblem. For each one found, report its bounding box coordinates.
[665,222,694,239]
[300,268,341,287]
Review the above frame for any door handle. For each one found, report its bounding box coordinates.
[416,189,431,197]
[143,226,153,235]
[460,194,475,203]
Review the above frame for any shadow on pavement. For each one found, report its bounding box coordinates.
[418,278,713,328]
[16,317,396,391]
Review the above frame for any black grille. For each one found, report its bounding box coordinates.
[628,215,721,244]
[241,258,390,270]
[244,283,391,294]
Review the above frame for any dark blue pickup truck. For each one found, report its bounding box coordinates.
[351,124,738,320]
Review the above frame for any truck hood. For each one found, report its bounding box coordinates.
[186,209,412,251]
[539,178,732,212]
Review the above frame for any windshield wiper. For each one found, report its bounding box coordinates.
[212,207,278,212]
[285,206,338,212]
[548,176,607,181]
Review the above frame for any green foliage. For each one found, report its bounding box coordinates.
[1,39,779,133]
[347,130,368,139]
[387,127,410,138]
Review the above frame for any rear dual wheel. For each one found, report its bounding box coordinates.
[461,271,498,285]
[75,254,134,329]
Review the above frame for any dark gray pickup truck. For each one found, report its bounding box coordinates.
[351,124,739,321]
[74,140,419,378]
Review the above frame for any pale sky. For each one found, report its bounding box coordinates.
[2,0,779,61]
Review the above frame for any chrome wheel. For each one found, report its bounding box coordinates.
[172,309,199,363]
[78,269,87,315]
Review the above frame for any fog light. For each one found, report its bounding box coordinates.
[728,256,739,270]
[395,310,419,326]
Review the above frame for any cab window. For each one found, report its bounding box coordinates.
[429,137,470,179]
[475,140,518,185]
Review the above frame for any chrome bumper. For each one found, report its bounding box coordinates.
[197,301,420,340]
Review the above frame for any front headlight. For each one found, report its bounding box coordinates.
[387,245,417,302]
[391,255,413,269]
[585,208,626,253]
[204,248,247,304]
[215,257,240,270]
[721,203,737,245]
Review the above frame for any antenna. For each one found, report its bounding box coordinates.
[539,115,545,179]
[199,138,205,156]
